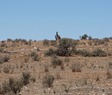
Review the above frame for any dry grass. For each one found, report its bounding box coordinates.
[0,39,112,95]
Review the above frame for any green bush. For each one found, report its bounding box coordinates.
[0,47,4,53]
[80,34,88,40]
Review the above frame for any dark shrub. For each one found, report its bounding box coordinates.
[0,48,4,53]
[74,49,90,57]
[51,56,63,68]
[50,40,57,46]
[9,78,23,94]
[91,49,107,57]
[71,63,82,72]
[80,34,88,40]
[45,48,56,56]
[30,52,40,61]
[56,38,76,56]
[3,55,10,62]
[0,55,10,64]
[43,74,54,88]
[3,65,11,74]
[43,39,50,46]
[22,71,31,85]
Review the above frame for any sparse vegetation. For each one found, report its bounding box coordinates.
[51,56,63,68]
[91,48,107,57]
[3,65,11,74]
[43,39,50,46]
[56,38,76,56]
[30,51,40,61]
[45,48,56,56]
[0,55,10,64]
[22,71,31,85]
[0,37,112,94]
[43,74,54,88]
[74,48,107,57]
[71,63,82,72]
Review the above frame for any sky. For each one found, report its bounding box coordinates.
[0,0,112,40]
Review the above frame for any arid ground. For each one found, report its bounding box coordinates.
[0,38,112,95]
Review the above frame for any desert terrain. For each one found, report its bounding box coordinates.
[0,38,112,95]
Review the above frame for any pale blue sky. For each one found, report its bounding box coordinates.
[0,0,112,40]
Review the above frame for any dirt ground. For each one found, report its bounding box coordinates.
[0,39,112,95]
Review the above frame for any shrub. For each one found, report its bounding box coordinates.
[43,74,54,88]
[106,70,112,79]
[93,39,105,45]
[44,65,49,72]
[50,40,57,46]
[108,62,112,69]
[30,51,40,61]
[3,55,10,62]
[0,55,10,64]
[103,38,109,42]
[0,78,23,94]
[3,65,11,74]
[51,56,63,68]
[0,48,4,53]
[45,48,56,56]
[9,78,23,94]
[0,71,32,94]
[74,49,90,57]
[91,49,107,57]
[71,63,82,72]
[56,38,76,56]
[80,34,88,40]
[43,39,50,46]
[22,71,31,85]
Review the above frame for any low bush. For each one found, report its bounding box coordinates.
[56,38,76,56]
[50,40,57,46]
[71,63,82,72]
[43,39,50,46]
[74,49,107,57]
[45,48,56,56]
[22,71,31,85]
[0,55,10,64]
[91,49,107,57]
[74,49,90,57]
[0,71,32,94]
[51,56,63,68]
[30,51,40,61]
[3,65,11,74]
[43,74,54,88]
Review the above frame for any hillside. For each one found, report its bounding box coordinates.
[0,38,112,95]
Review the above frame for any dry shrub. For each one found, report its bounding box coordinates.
[71,63,82,72]
[51,56,63,68]
[43,74,54,88]
[45,48,56,56]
